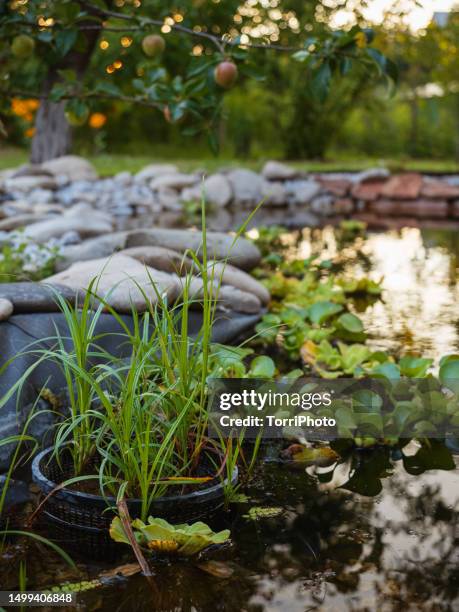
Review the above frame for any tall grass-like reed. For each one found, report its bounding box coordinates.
[31,198,263,519]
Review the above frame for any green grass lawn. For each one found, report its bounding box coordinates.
[1,146,458,176]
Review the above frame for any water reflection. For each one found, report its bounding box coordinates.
[293,226,459,361]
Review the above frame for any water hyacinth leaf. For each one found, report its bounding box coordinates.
[352,389,384,413]
[249,356,276,378]
[337,313,364,334]
[308,301,343,325]
[439,356,459,395]
[372,361,401,380]
[110,517,230,557]
[399,356,433,378]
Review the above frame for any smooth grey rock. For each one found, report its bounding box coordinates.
[262,161,299,181]
[261,180,287,206]
[27,188,54,204]
[0,214,52,231]
[56,232,128,270]
[124,228,261,271]
[4,176,57,192]
[0,282,76,312]
[202,174,232,207]
[43,255,182,313]
[227,169,264,205]
[285,179,321,205]
[150,173,199,191]
[135,164,179,182]
[41,155,98,182]
[12,164,54,179]
[114,171,132,185]
[185,277,261,313]
[120,246,194,274]
[0,298,13,321]
[0,476,30,511]
[157,186,182,211]
[310,194,335,216]
[208,261,270,305]
[24,206,113,242]
[355,167,390,183]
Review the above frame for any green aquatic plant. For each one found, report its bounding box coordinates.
[243,506,283,521]
[110,516,230,557]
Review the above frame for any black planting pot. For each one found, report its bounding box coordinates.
[32,447,237,561]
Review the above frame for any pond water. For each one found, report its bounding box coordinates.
[286,225,459,362]
[2,225,459,611]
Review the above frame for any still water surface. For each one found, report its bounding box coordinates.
[3,226,459,611]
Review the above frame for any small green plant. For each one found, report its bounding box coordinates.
[110,516,230,557]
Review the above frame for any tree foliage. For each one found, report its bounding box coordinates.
[0,0,396,157]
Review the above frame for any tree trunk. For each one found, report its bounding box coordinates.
[29,2,104,163]
[30,97,72,164]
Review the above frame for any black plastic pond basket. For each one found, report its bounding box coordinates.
[31,447,237,561]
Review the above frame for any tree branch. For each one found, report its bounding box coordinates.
[74,2,303,53]
[7,89,164,110]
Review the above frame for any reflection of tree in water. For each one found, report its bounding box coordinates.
[369,468,459,611]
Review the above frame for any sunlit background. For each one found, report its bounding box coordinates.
[332,0,457,30]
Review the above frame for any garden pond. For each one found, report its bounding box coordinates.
[1,224,458,611]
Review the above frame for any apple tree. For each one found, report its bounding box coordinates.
[0,0,396,162]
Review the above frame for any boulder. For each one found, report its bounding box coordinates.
[42,255,182,313]
[150,173,199,191]
[0,213,52,232]
[120,246,194,274]
[24,205,113,242]
[262,161,298,181]
[185,277,262,314]
[56,232,128,270]
[351,179,387,202]
[421,179,459,199]
[381,173,423,200]
[0,298,13,321]
[261,181,287,206]
[227,169,264,205]
[208,261,270,305]
[11,164,54,179]
[4,175,57,192]
[157,186,182,211]
[354,167,390,183]
[202,174,232,207]
[333,198,354,214]
[310,194,335,216]
[317,177,352,197]
[0,282,76,312]
[285,179,321,205]
[124,228,261,271]
[41,155,98,182]
[135,164,179,182]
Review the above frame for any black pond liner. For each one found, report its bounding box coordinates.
[32,447,238,561]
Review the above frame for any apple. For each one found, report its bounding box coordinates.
[142,34,166,58]
[214,61,238,89]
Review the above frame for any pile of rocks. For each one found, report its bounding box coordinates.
[2,157,459,238]
[1,155,459,320]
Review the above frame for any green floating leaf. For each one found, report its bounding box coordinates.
[439,355,459,395]
[337,312,364,333]
[308,301,343,325]
[249,355,276,379]
[110,516,230,557]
